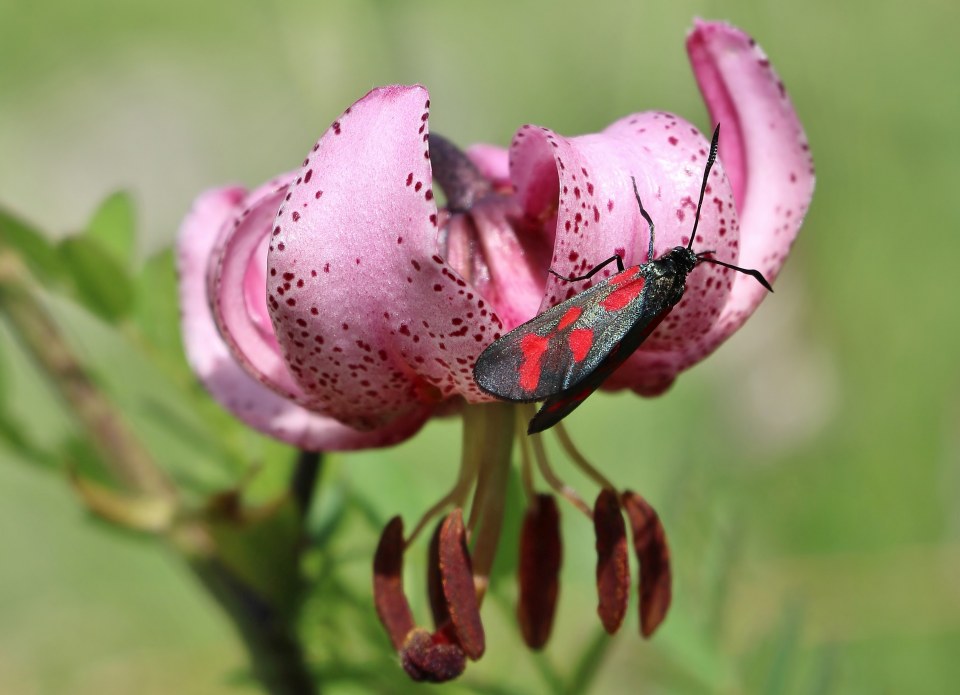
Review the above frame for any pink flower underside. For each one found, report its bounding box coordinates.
[507,19,814,396]
[181,18,814,439]
[178,185,428,449]
[265,86,505,429]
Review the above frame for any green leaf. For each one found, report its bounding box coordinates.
[70,470,176,533]
[0,206,66,283]
[86,191,136,268]
[134,248,183,360]
[58,235,134,322]
[0,411,59,470]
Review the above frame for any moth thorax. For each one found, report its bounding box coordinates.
[665,247,698,274]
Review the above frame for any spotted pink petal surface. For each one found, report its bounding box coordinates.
[684,20,815,355]
[180,19,812,438]
[510,115,737,346]
[178,186,428,450]
[266,86,504,429]
[506,20,813,396]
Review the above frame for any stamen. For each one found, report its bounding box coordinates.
[518,425,537,505]
[517,493,562,649]
[593,489,629,634]
[400,628,467,682]
[405,410,484,548]
[554,422,616,490]
[438,509,486,660]
[464,403,515,599]
[428,132,492,213]
[426,520,451,630]
[523,406,592,518]
[373,516,415,650]
[621,491,672,637]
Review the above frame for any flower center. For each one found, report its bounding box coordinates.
[429,133,552,332]
[372,402,673,682]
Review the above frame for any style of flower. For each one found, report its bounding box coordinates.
[177,20,814,682]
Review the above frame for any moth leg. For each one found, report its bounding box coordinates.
[548,255,625,283]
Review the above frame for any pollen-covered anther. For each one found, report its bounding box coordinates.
[400,628,467,683]
[427,519,452,630]
[438,509,485,659]
[621,490,672,637]
[593,488,629,634]
[372,516,415,650]
[517,493,562,649]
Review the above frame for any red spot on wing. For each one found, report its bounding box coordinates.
[557,305,582,330]
[608,267,641,287]
[602,276,646,311]
[519,334,550,392]
[568,328,593,362]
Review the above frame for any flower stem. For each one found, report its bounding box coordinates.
[1,242,318,694]
[184,546,318,695]
[0,246,173,496]
[291,450,323,517]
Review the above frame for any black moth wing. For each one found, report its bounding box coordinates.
[526,302,671,433]
[474,265,652,402]
[526,261,690,433]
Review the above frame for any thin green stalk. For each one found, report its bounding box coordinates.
[1,242,319,695]
[0,246,172,495]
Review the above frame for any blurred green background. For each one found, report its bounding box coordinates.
[1,0,958,693]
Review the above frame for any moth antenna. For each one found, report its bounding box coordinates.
[631,176,656,262]
[697,252,773,292]
[687,124,720,251]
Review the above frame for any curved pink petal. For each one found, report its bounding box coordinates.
[267,85,504,428]
[178,187,429,450]
[209,175,305,400]
[506,21,813,396]
[679,20,815,369]
[509,116,738,349]
[607,21,815,393]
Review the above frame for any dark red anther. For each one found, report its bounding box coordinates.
[593,488,629,634]
[426,519,451,630]
[438,509,485,659]
[373,516,415,650]
[517,493,562,649]
[621,491,672,637]
[400,628,467,683]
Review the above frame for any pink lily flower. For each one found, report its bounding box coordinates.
[177,19,813,681]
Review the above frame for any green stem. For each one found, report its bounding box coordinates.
[291,450,323,517]
[1,243,319,694]
[0,247,172,496]
[182,540,318,695]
